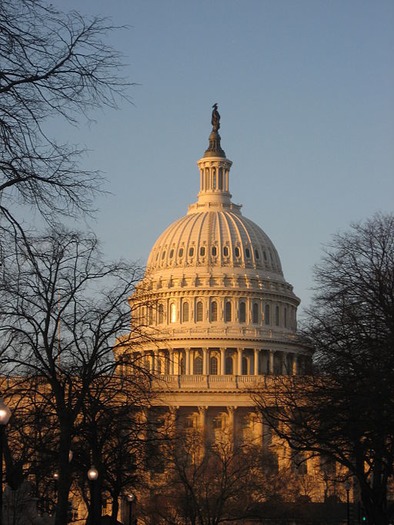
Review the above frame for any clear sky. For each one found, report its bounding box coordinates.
[49,0,393,315]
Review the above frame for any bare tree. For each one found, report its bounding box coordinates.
[0,225,145,525]
[0,0,131,223]
[253,213,394,525]
[144,428,262,525]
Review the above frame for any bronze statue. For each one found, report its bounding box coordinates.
[211,103,220,132]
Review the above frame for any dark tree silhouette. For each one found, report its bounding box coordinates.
[254,213,394,525]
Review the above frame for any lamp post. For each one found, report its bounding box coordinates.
[0,399,11,525]
[126,493,135,525]
[345,480,351,525]
[87,466,99,525]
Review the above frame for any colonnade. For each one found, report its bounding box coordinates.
[128,347,311,377]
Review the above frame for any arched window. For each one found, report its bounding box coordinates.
[196,301,203,322]
[225,301,232,322]
[252,303,259,324]
[158,304,164,324]
[275,305,280,326]
[225,356,233,375]
[182,302,189,322]
[210,356,218,375]
[194,356,203,375]
[239,301,246,323]
[212,168,216,189]
[210,301,218,322]
[264,304,270,325]
[170,303,176,323]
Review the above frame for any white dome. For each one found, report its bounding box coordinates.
[147,208,283,278]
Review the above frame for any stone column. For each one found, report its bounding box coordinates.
[198,406,208,453]
[185,347,190,375]
[227,406,236,446]
[220,348,226,375]
[254,349,259,375]
[203,348,208,375]
[237,348,243,375]
[269,350,274,375]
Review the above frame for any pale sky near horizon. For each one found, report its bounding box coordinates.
[48,0,394,315]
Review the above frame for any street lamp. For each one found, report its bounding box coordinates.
[87,466,99,525]
[344,480,351,525]
[0,399,11,525]
[126,493,135,525]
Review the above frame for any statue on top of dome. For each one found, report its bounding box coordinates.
[211,103,220,132]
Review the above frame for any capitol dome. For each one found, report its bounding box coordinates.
[120,106,311,382]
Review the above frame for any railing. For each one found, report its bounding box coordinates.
[153,374,272,390]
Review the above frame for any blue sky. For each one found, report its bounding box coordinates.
[49,0,393,314]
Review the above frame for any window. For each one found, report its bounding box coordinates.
[225,301,232,322]
[213,417,222,429]
[161,251,166,259]
[179,248,184,257]
[252,303,259,324]
[196,301,203,322]
[275,305,280,326]
[200,246,206,257]
[255,249,260,259]
[170,303,176,323]
[189,247,194,257]
[239,301,246,323]
[182,302,189,322]
[158,304,164,324]
[242,356,248,375]
[212,246,217,257]
[234,247,240,258]
[225,356,233,375]
[210,356,218,375]
[245,248,250,258]
[284,307,288,328]
[223,246,229,257]
[194,356,203,375]
[169,249,174,258]
[210,301,218,322]
[179,356,185,375]
[265,304,270,325]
